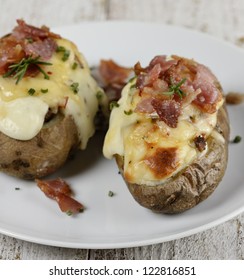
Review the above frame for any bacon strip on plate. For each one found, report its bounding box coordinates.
[36,178,84,215]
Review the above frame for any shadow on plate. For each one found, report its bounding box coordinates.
[51,131,106,178]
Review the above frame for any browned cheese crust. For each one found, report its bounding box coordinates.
[116,103,230,213]
[0,114,80,179]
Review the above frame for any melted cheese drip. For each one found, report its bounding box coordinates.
[103,80,223,186]
[0,38,107,149]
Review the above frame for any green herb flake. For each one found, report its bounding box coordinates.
[15,187,20,191]
[128,76,136,83]
[162,78,187,99]
[72,62,78,70]
[96,90,103,100]
[3,56,52,84]
[130,84,137,90]
[41,88,48,93]
[108,191,114,197]
[124,109,133,115]
[66,210,73,216]
[56,46,71,62]
[26,38,33,43]
[109,101,120,110]
[56,46,66,52]
[70,82,79,94]
[62,50,70,62]
[233,135,242,143]
[28,88,36,95]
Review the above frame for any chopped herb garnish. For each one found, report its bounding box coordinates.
[72,62,78,70]
[66,210,73,216]
[124,109,133,115]
[41,88,48,93]
[163,78,187,99]
[109,101,120,110]
[130,84,136,90]
[96,90,103,100]
[70,82,79,94]
[28,88,36,95]
[3,56,52,84]
[56,46,66,52]
[26,38,33,43]
[15,187,20,191]
[233,135,242,143]
[128,76,136,83]
[56,46,70,61]
[62,50,70,61]
[108,191,114,197]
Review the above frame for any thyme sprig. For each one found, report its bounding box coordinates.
[163,78,187,99]
[3,56,52,84]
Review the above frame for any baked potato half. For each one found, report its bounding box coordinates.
[103,55,229,213]
[0,113,79,179]
[0,20,107,179]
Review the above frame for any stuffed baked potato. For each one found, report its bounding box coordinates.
[0,20,107,179]
[103,55,229,213]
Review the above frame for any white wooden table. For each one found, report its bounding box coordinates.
[0,0,244,260]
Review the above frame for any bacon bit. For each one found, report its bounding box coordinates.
[194,135,206,152]
[36,178,71,199]
[12,19,61,40]
[144,147,179,179]
[0,37,25,74]
[36,178,84,215]
[148,55,177,73]
[134,55,222,120]
[55,193,84,215]
[135,97,155,114]
[135,56,177,90]
[24,37,58,60]
[136,63,162,90]
[97,59,133,102]
[151,99,181,128]
[192,64,222,113]
[99,59,132,85]
[226,92,244,105]
[0,19,59,76]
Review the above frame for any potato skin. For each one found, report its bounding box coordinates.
[116,104,230,213]
[0,113,80,179]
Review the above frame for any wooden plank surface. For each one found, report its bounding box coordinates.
[0,0,244,260]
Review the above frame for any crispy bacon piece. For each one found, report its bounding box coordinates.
[36,178,84,215]
[135,56,177,90]
[194,135,207,152]
[151,99,181,128]
[0,19,60,76]
[55,193,84,214]
[98,59,133,102]
[99,59,132,85]
[135,97,155,114]
[133,55,222,127]
[0,37,25,74]
[24,37,58,60]
[192,64,222,113]
[12,19,61,40]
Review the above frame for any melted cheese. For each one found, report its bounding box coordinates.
[103,80,223,186]
[0,38,107,149]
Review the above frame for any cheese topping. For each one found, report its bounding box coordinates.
[103,79,223,186]
[0,38,107,149]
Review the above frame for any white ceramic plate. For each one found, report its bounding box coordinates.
[0,21,243,249]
